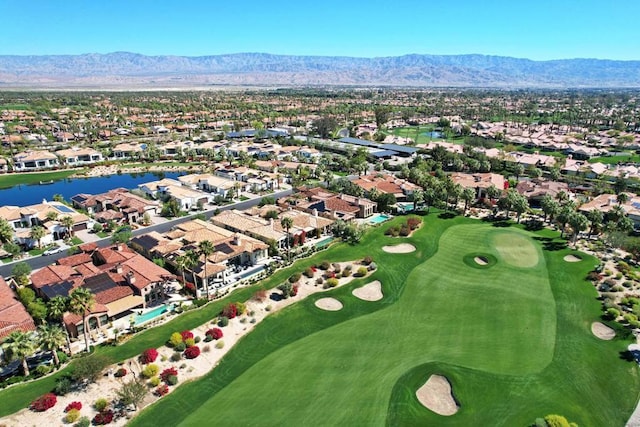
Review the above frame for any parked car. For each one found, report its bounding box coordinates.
[42,245,63,256]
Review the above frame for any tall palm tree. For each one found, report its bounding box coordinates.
[68,288,95,353]
[198,240,215,299]
[175,254,190,289]
[37,324,66,366]
[280,217,294,262]
[617,192,629,206]
[29,225,46,249]
[47,296,72,354]
[60,216,75,238]
[2,331,36,377]
[461,187,476,215]
[0,218,13,243]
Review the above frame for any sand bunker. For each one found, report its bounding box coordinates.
[352,281,383,301]
[564,254,582,262]
[592,322,615,340]
[315,297,343,311]
[474,256,488,266]
[416,375,459,416]
[382,243,416,254]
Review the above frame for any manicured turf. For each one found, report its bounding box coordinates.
[129,216,640,427]
[589,154,640,164]
[0,170,79,189]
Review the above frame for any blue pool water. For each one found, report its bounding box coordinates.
[368,214,391,224]
[134,304,173,326]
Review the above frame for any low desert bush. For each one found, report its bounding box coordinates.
[149,376,161,387]
[140,348,158,364]
[64,408,81,423]
[92,410,114,425]
[141,364,159,379]
[65,401,82,412]
[206,328,223,340]
[30,393,57,412]
[93,398,109,412]
[215,340,225,349]
[184,346,201,359]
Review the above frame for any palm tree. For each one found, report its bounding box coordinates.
[2,331,36,377]
[280,217,294,262]
[587,209,604,237]
[29,225,46,249]
[461,187,476,215]
[198,240,215,300]
[0,218,13,243]
[617,192,629,206]
[37,324,66,365]
[60,216,75,238]
[568,212,589,247]
[47,296,72,354]
[68,288,95,353]
[175,254,190,289]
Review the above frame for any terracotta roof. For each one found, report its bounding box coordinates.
[0,277,36,340]
[57,252,92,267]
[95,285,134,305]
[31,264,77,289]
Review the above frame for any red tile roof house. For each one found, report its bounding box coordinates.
[0,277,36,341]
[29,244,175,344]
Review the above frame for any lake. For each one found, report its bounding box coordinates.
[0,171,185,206]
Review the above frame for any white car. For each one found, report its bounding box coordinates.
[42,246,63,256]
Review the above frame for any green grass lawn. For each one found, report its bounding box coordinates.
[589,154,640,164]
[127,216,640,427]
[0,170,79,189]
[390,125,465,145]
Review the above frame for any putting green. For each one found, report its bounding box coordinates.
[491,231,540,268]
[131,217,639,427]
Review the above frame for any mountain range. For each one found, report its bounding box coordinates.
[0,52,639,89]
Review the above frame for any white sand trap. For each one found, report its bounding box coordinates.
[592,322,615,340]
[564,254,582,262]
[352,281,383,301]
[416,375,459,416]
[382,243,416,254]
[474,256,488,265]
[315,297,343,311]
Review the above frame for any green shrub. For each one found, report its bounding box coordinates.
[57,351,69,365]
[304,267,314,278]
[141,364,159,379]
[362,256,373,265]
[74,417,91,427]
[218,316,229,327]
[316,277,323,285]
[265,305,272,312]
[355,266,368,277]
[170,353,182,362]
[149,376,160,387]
[35,365,52,376]
[326,278,339,288]
[319,261,330,270]
[94,398,109,412]
[184,338,195,347]
[175,342,186,352]
[235,301,247,315]
[168,332,183,347]
[166,375,178,386]
[544,414,571,427]
[194,336,201,344]
[54,375,73,395]
[342,270,351,278]
[289,272,302,283]
[65,408,81,423]
[605,307,621,320]
[215,340,225,349]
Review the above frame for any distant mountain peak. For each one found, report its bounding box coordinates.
[0,52,638,88]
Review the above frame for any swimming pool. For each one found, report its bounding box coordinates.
[368,214,391,224]
[134,304,173,326]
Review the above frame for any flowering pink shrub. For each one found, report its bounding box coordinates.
[141,348,159,364]
[222,303,237,319]
[65,401,82,412]
[160,367,178,383]
[155,384,169,397]
[180,330,194,341]
[30,393,57,412]
[184,346,201,359]
[206,328,223,340]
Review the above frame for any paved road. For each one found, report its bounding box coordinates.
[0,188,293,279]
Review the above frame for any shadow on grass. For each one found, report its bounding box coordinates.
[438,212,456,219]
[524,219,544,231]
[619,350,639,363]
[543,241,568,251]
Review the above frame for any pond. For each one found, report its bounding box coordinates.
[0,171,185,206]
[422,131,443,138]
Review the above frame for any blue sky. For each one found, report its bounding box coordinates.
[1,0,639,60]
